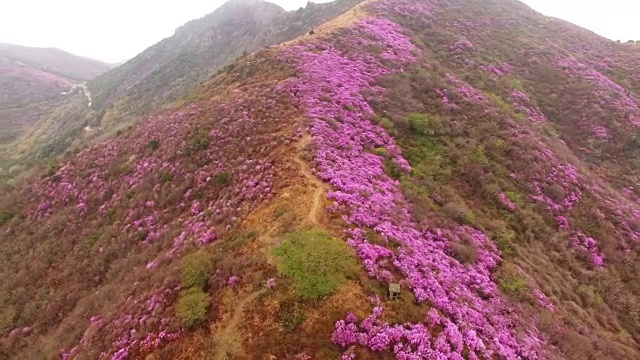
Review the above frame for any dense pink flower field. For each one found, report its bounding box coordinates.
[283,11,544,359]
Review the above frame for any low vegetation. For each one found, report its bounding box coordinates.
[176,288,210,329]
[180,250,216,289]
[273,228,359,300]
[2,0,640,358]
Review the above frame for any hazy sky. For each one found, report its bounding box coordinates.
[0,0,638,63]
[523,0,639,42]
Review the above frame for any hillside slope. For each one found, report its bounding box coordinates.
[0,0,363,183]
[0,44,110,143]
[2,0,640,359]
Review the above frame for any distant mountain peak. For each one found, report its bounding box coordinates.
[224,0,270,5]
[0,43,110,80]
[216,0,286,18]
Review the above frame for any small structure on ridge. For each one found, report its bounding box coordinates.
[388,283,400,300]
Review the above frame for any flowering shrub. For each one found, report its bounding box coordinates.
[597,191,640,248]
[434,88,449,105]
[267,278,276,289]
[518,146,605,266]
[434,88,461,111]
[556,55,640,126]
[3,56,303,358]
[479,62,511,77]
[592,125,610,139]
[533,289,555,312]
[450,37,476,56]
[284,14,541,359]
[28,100,287,258]
[338,0,640,358]
[61,286,182,360]
[227,276,239,287]
[509,90,548,123]
[499,192,517,212]
[5,0,640,358]
[446,74,487,103]
[570,232,605,267]
[369,0,435,20]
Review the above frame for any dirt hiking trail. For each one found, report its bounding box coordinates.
[213,133,326,359]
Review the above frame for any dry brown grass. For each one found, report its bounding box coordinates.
[157,113,372,359]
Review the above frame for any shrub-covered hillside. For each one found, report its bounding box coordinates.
[0,44,110,144]
[2,0,640,359]
[0,0,363,184]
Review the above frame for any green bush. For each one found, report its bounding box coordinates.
[493,230,517,258]
[505,191,522,203]
[176,287,210,328]
[401,136,448,176]
[373,147,388,157]
[378,117,395,131]
[491,139,507,153]
[0,210,14,225]
[451,233,478,264]
[452,242,478,264]
[273,228,359,300]
[544,184,566,203]
[487,93,514,115]
[497,266,529,297]
[45,163,59,177]
[187,132,210,153]
[148,140,160,151]
[160,171,173,183]
[180,250,215,289]
[136,230,149,241]
[577,284,604,308]
[0,305,16,331]
[215,172,230,185]
[472,145,489,166]
[407,113,444,136]
[408,113,429,134]
[384,158,404,180]
[498,76,525,91]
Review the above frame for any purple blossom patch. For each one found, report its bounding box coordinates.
[285,15,542,359]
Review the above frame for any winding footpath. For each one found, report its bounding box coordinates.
[213,288,267,360]
[293,134,325,225]
[213,133,325,359]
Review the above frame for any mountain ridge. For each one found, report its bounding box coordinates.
[0,43,112,80]
[0,43,110,144]
[2,0,640,359]
[0,0,364,184]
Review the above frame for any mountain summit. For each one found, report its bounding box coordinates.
[2,0,640,359]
